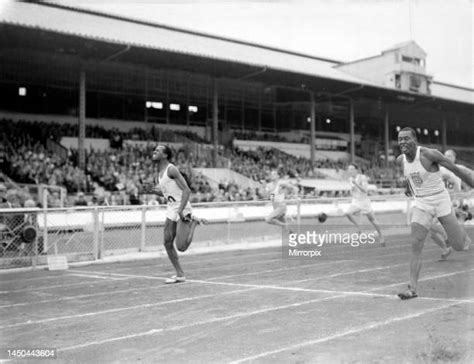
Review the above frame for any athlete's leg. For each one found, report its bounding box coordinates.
[176,216,200,252]
[366,212,385,246]
[455,208,472,250]
[399,207,431,299]
[438,211,467,251]
[408,222,429,292]
[464,233,472,251]
[430,224,447,248]
[345,205,362,233]
[265,206,288,228]
[163,218,184,277]
[430,224,452,260]
[266,206,295,234]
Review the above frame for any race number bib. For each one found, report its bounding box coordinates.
[410,172,423,187]
[444,179,454,190]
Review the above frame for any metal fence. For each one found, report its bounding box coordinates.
[2,193,471,270]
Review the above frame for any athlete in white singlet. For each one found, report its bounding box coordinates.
[397,127,474,299]
[344,164,385,246]
[152,145,204,284]
[265,171,295,232]
[430,149,472,255]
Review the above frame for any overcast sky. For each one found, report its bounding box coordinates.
[53,0,473,88]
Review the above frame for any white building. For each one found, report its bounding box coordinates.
[335,41,433,95]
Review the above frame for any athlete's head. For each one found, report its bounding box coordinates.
[398,127,418,155]
[444,149,456,163]
[270,170,279,181]
[347,164,359,177]
[152,145,173,162]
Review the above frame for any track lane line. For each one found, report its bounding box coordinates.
[229,301,463,363]
[0,287,258,330]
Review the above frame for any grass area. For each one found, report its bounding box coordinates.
[417,327,466,363]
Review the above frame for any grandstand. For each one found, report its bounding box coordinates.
[0,3,473,362]
[0,0,472,247]
[0,0,471,238]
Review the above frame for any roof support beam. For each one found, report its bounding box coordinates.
[78,69,86,169]
[310,92,316,168]
[212,79,219,167]
[349,98,355,164]
[384,109,390,167]
[442,118,447,152]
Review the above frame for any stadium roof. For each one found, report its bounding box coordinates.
[0,1,472,106]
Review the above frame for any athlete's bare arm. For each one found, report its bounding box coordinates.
[148,184,164,196]
[167,165,191,218]
[424,148,474,188]
[396,155,413,197]
[396,154,404,167]
[457,165,472,190]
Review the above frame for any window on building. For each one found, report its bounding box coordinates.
[402,56,422,66]
[395,74,401,89]
[409,75,421,92]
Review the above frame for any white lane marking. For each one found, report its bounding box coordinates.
[67,273,127,281]
[46,268,474,353]
[60,293,348,352]
[229,301,462,363]
[0,287,258,330]
[206,260,352,280]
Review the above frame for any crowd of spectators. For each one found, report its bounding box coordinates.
[233,131,290,143]
[0,119,420,206]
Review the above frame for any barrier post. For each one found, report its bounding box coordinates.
[92,207,99,260]
[227,207,231,245]
[296,197,301,234]
[140,206,146,252]
[99,209,105,259]
[32,232,38,269]
[42,190,48,254]
[406,199,411,226]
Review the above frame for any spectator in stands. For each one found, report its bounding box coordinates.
[3,118,413,204]
[109,128,123,149]
[147,195,160,206]
[129,193,141,205]
[74,192,88,206]
[48,191,62,208]
[0,184,7,206]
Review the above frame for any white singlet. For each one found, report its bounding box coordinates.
[403,147,452,224]
[345,174,372,215]
[158,163,191,221]
[403,147,445,198]
[268,181,285,204]
[350,174,370,202]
